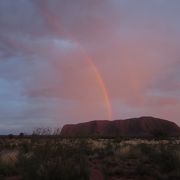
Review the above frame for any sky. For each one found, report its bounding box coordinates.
[0,0,180,134]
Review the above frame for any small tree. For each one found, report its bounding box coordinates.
[19,132,24,137]
[8,134,14,139]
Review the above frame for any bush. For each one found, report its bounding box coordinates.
[0,151,19,177]
[19,139,90,180]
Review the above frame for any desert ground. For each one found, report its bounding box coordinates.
[0,135,180,180]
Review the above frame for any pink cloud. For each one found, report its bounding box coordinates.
[0,0,180,131]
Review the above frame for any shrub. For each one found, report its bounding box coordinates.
[19,139,90,180]
[0,151,19,177]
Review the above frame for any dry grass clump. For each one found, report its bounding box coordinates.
[88,139,106,150]
[0,150,19,166]
[0,150,19,177]
[119,139,171,146]
[115,145,131,157]
[18,138,90,180]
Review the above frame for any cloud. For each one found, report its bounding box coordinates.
[0,0,180,133]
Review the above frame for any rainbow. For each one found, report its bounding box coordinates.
[87,59,112,120]
[32,0,112,120]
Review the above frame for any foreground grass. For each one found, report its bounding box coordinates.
[0,136,180,180]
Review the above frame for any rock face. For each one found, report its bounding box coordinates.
[60,117,180,137]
